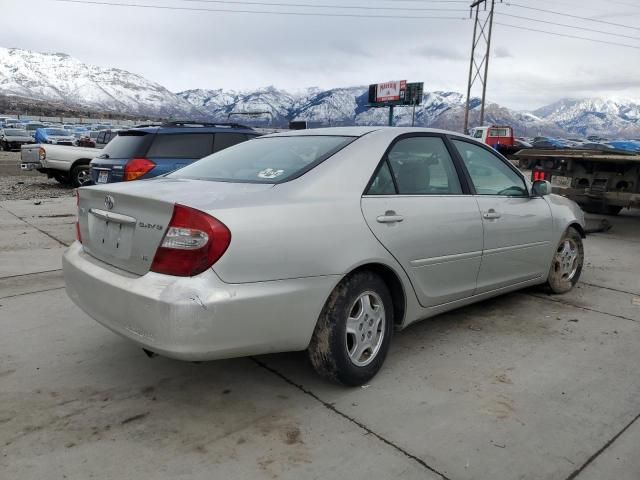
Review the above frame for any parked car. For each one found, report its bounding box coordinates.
[34,127,77,145]
[94,129,120,149]
[1,128,35,151]
[25,122,46,138]
[20,144,97,186]
[64,127,586,386]
[76,136,97,148]
[89,121,259,184]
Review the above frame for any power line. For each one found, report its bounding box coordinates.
[505,2,640,32]
[51,0,469,18]
[494,22,640,50]
[180,0,467,12]
[497,12,640,42]
[607,0,640,9]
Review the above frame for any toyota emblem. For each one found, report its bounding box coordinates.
[104,195,115,210]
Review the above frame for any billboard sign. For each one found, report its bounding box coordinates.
[375,80,407,103]
[368,81,423,106]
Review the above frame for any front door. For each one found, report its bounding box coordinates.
[450,139,553,293]
[361,135,484,307]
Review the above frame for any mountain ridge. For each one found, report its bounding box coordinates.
[1,47,639,137]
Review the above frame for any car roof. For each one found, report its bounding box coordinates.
[130,123,258,135]
[263,126,470,138]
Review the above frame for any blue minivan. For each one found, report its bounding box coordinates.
[89,122,259,184]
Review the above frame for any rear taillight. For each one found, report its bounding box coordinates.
[75,189,82,244]
[150,204,231,277]
[533,170,546,181]
[124,157,155,181]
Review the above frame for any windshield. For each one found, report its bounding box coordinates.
[45,129,69,136]
[168,135,356,183]
[100,131,153,158]
[4,129,28,136]
[26,124,44,131]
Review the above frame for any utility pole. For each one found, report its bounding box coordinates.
[463,0,501,134]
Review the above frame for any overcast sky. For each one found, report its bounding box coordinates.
[3,0,640,110]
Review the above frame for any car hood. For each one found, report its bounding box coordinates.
[4,135,33,142]
[47,135,75,141]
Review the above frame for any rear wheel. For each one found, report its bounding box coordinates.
[308,271,393,386]
[544,228,584,294]
[70,164,90,187]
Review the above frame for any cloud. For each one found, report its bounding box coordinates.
[411,45,466,60]
[494,46,512,58]
[1,0,638,110]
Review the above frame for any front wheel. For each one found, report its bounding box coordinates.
[308,271,394,386]
[544,228,584,294]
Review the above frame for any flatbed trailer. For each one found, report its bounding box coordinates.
[513,148,640,215]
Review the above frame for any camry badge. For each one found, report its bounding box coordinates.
[104,195,115,210]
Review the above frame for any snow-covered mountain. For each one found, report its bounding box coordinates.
[1,47,639,137]
[0,47,199,117]
[533,98,640,137]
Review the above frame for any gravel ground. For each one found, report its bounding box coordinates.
[0,151,75,201]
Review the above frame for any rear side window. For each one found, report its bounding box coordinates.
[146,133,214,159]
[101,131,153,159]
[369,137,462,195]
[213,133,253,153]
[169,135,355,184]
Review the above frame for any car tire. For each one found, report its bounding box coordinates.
[308,271,394,386]
[70,164,90,188]
[543,227,584,294]
[53,173,69,185]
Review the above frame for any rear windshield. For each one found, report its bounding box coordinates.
[45,129,68,136]
[101,131,153,159]
[4,129,27,136]
[169,135,355,183]
[146,133,214,159]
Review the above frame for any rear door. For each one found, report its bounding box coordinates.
[361,134,484,307]
[450,138,553,292]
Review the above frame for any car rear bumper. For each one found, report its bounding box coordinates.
[63,242,338,360]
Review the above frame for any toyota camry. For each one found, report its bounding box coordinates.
[63,127,586,386]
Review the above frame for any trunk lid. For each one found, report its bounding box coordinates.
[77,178,273,275]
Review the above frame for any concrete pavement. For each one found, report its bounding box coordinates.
[1,197,639,480]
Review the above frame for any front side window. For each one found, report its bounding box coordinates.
[452,139,527,196]
[473,129,484,139]
[377,136,462,195]
[169,135,355,184]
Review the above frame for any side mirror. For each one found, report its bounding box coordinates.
[531,180,552,197]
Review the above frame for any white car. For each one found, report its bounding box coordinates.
[63,127,586,385]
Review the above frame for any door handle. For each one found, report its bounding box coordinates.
[377,211,404,224]
[483,209,501,220]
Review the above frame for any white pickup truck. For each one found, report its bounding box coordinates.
[20,144,97,187]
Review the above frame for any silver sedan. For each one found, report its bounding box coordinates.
[63,127,586,386]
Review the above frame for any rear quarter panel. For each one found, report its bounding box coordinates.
[42,145,97,171]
